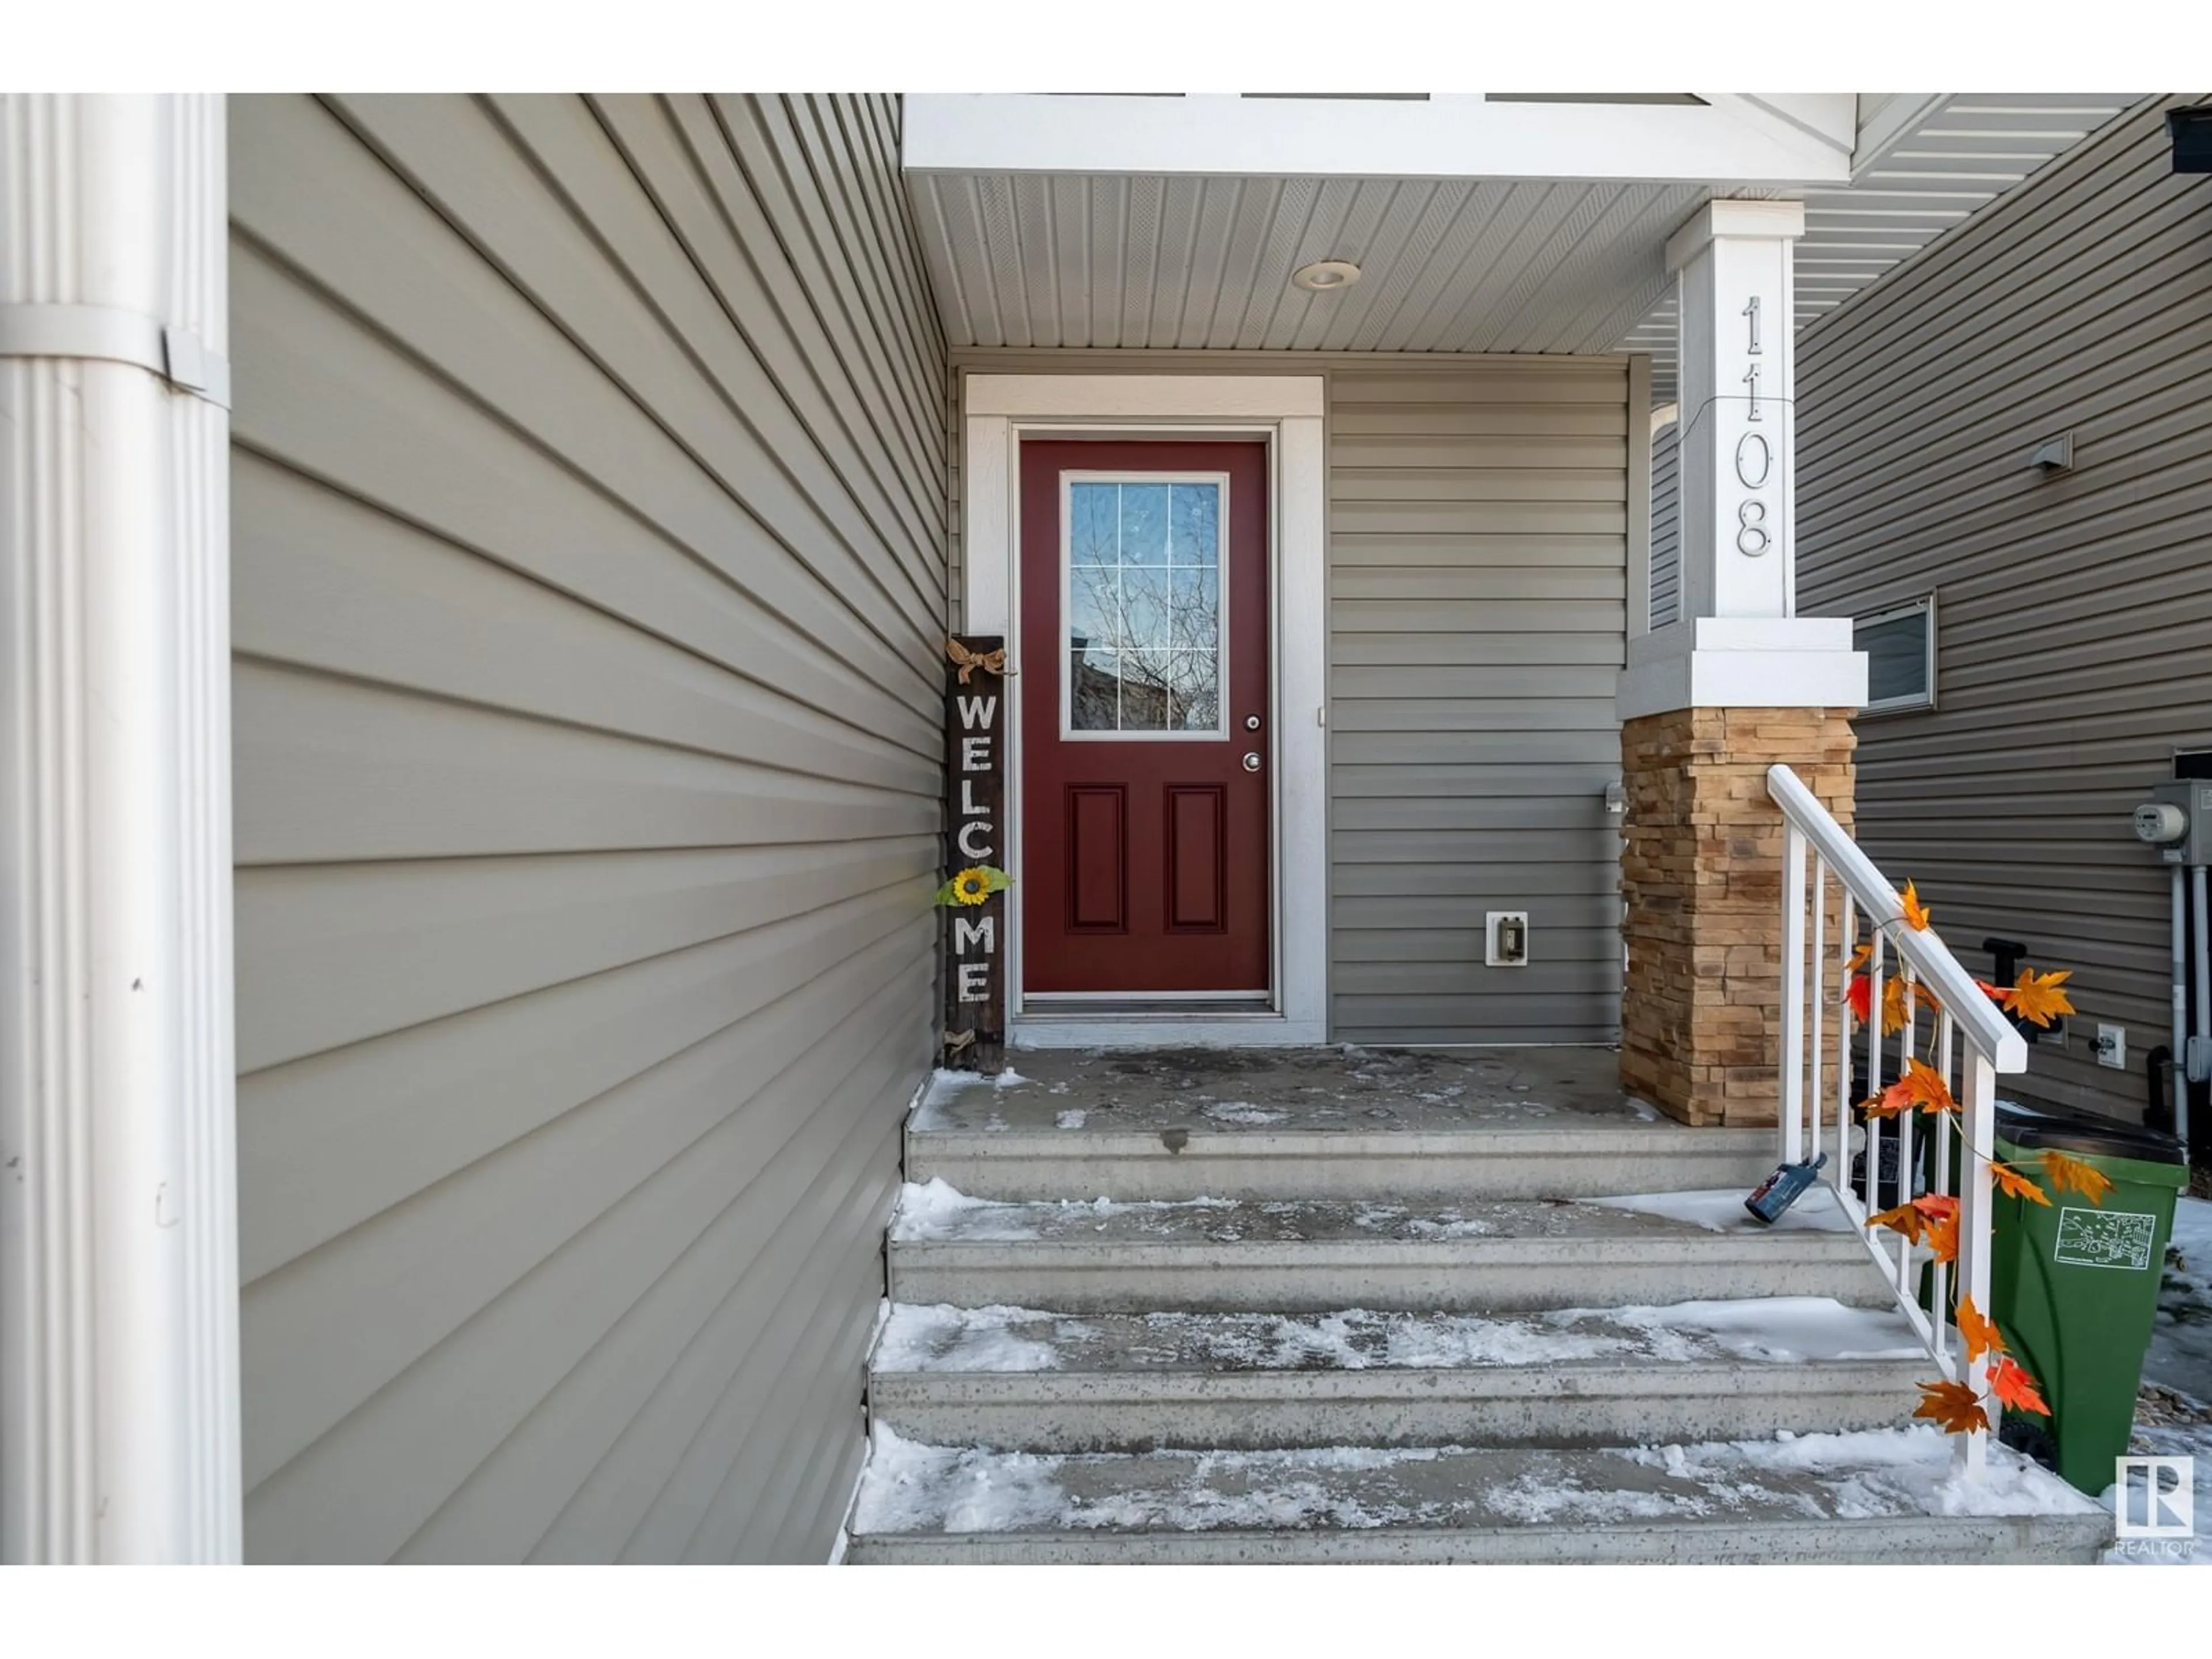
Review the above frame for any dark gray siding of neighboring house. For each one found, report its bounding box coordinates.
[1329,362,1628,1044]
[226,94,947,1562]
[1650,418,1680,628]
[1799,94,2210,1123]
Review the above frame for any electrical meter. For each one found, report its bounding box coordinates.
[2133,781,2212,866]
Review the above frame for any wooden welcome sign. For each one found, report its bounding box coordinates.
[941,635,1007,1073]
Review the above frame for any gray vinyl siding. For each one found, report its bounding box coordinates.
[1328,362,1629,1044]
[1650,419,1680,628]
[227,94,948,1563]
[1798,94,2209,1124]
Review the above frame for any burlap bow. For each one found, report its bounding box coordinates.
[945,638,1007,684]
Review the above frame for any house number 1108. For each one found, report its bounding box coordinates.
[1736,296,1771,556]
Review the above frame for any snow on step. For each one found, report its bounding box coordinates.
[846,1425,2111,1566]
[869,1299,1933,1452]
[911,1058,1777,1202]
[887,1181,1883,1314]
[876,1297,1925,1373]
[891,1179,1854,1244]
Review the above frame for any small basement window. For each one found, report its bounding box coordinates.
[1856,596,1937,716]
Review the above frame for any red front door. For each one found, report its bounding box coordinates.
[1020,441,1271,996]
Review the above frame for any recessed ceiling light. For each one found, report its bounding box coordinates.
[1291,259,1362,293]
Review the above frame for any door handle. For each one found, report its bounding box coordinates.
[1242,752,1262,772]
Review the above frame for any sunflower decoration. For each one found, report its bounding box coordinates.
[935,864,1010,907]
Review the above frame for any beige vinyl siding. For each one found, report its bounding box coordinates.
[1329,362,1630,1043]
[947,353,1630,1044]
[228,94,948,1563]
[1798,94,2209,1123]
[1650,418,1680,628]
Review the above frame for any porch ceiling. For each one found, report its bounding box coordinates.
[907,173,1713,357]
[904,93,2143,404]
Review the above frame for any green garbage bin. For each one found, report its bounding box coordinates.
[1990,1100,2188,1495]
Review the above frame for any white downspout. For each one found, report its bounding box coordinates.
[0,94,240,1563]
[2172,865,2190,1145]
[2191,865,2209,1154]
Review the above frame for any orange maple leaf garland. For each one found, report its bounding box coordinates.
[1904,1296,2052,1430]
[2000,968,2075,1029]
[1914,1380,1989,1435]
[1842,979,1927,1041]
[1988,1358,2052,1416]
[1866,1194,1960,1263]
[1846,973,1873,1026]
[1836,875,2077,1436]
[1923,1206,1961,1267]
[1866,1201,1929,1245]
[1989,1161,2054,1206]
[1862,1058,1958,1119]
[2040,1150,2113,1206]
[1843,959,1943,1040]
[1839,882,1931,1024]
[1899,881,1933,931]
[1955,1296,2005,1363]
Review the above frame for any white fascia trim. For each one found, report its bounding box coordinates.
[1702,95,1857,161]
[1850,94,1952,178]
[1664,200,1807,273]
[966,374,1325,419]
[0,94,239,1565]
[905,95,1855,186]
[1616,618,1868,721]
[963,373,1328,1046]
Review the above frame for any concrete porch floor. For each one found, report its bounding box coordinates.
[922,1045,1656,1134]
[911,1046,1779,1204]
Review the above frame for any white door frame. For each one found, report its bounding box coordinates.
[963,374,1327,1047]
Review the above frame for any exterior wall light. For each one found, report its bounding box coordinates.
[1291,259,1362,292]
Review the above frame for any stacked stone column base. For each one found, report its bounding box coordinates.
[1620,707,1855,1127]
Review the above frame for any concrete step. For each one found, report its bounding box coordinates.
[888,1184,1887,1315]
[910,1120,1778,1203]
[916,1051,1777,1202]
[870,1298,1931,1452]
[845,1426,2113,1565]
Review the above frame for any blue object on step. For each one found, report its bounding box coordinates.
[1743,1152,1829,1225]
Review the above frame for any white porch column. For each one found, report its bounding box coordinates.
[0,95,240,1562]
[1613,200,1865,1127]
[1619,200,1865,716]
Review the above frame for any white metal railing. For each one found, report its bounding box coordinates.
[1767,764,2029,1476]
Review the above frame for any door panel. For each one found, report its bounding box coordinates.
[1166,786,1226,931]
[1066,786,1127,931]
[1020,440,1270,995]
